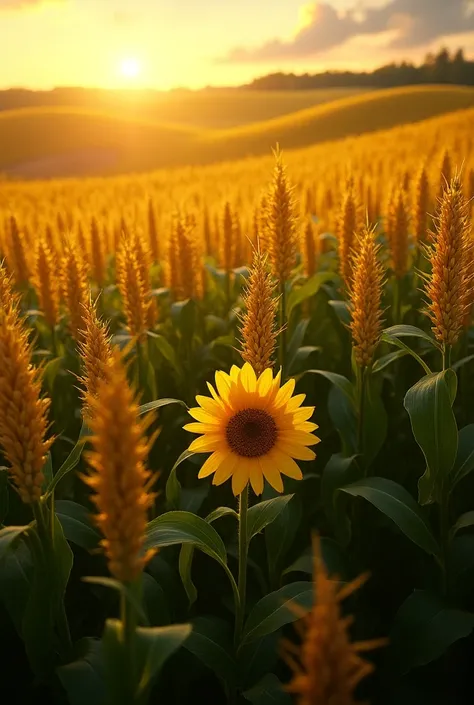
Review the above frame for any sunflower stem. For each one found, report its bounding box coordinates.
[235,485,249,648]
[279,280,287,379]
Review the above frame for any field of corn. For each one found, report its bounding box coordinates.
[1,103,474,705]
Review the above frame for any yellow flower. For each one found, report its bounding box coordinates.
[184,363,319,496]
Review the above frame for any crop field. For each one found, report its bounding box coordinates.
[1,85,474,177]
[1,97,474,705]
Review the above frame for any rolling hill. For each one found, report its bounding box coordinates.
[1,85,473,179]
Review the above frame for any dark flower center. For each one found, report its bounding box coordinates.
[226,408,278,457]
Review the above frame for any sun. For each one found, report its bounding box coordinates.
[120,57,142,79]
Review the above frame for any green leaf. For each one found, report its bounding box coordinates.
[265,494,302,587]
[287,346,320,375]
[247,495,294,543]
[286,272,334,318]
[142,572,170,627]
[179,544,197,606]
[145,511,228,568]
[83,577,149,624]
[42,452,53,489]
[449,511,474,540]
[0,525,29,562]
[43,356,63,392]
[45,422,89,497]
[243,674,292,705]
[452,354,474,371]
[328,385,357,456]
[0,539,33,636]
[451,424,474,488]
[340,477,439,556]
[138,397,188,416]
[404,370,458,505]
[171,298,197,342]
[302,369,355,404]
[372,349,408,373]
[205,507,238,523]
[135,622,192,699]
[148,332,183,378]
[328,300,351,326]
[362,376,388,466]
[321,454,358,544]
[165,450,195,510]
[286,319,309,371]
[184,616,236,687]
[382,324,438,347]
[241,582,313,645]
[0,468,9,524]
[57,638,105,705]
[56,500,100,550]
[388,590,474,676]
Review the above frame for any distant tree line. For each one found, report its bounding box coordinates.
[244,48,474,91]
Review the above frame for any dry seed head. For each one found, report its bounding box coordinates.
[116,237,148,339]
[282,536,386,705]
[90,217,106,287]
[7,216,30,287]
[387,189,409,279]
[83,351,156,583]
[33,237,60,328]
[266,150,298,283]
[0,304,53,503]
[438,150,452,201]
[0,260,19,312]
[165,222,182,299]
[301,220,319,278]
[240,250,278,377]
[337,185,359,288]
[425,176,473,347]
[220,202,235,273]
[412,165,430,244]
[176,217,204,300]
[61,239,89,341]
[148,198,160,263]
[78,298,113,414]
[350,227,385,369]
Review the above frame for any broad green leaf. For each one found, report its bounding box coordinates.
[404,370,458,505]
[328,385,357,456]
[82,577,148,625]
[148,332,183,378]
[42,452,53,489]
[171,298,197,342]
[451,424,474,488]
[287,346,320,376]
[145,511,228,567]
[241,581,313,645]
[0,539,33,636]
[388,590,474,676]
[0,525,29,562]
[243,674,292,705]
[0,468,9,524]
[372,349,408,373]
[56,500,100,550]
[165,450,195,510]
[138,397,187,416]
[286,319,309,372]
[57,638,105,705]
[286,272,334,318]
[179,544,197,606]
[382,325,438,347]
[449,511,474,540]
[328,300,351,325]
[205,507,238,523]
[184,616,236,687]
[135,622,192,699]
[142,573,170,627]
[43,356,63,392]
[381,328,433,375]
[302,369,355,404]
[45,422,89,497]
[321,453,358,544]
[340,477,439,556]
[247,495,294,542]
[362,376,388,466]
[265,493,302,588]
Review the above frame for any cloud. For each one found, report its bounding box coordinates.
[223,0,474,63]
[0,0,64,9]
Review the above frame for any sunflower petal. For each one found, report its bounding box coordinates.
[198,451,228,478]
[285,393,306,412]
[257,368,273,396]
[188,435,224,453]
[258,455,284,493]
[195,396,227,417]
[275,378,296,407]
[272,451,303,480]
[188,407,222,424]
[279,430,319,447]
[276,442,316,461]
[249,460,264,495]
[184,422,220,434]
[232,462,250,495]
[212,452,239,486]
[215,371,231,401]
[292,407,315,423]
[241,363,257,393]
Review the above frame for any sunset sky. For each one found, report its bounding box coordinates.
[2,0,474,90]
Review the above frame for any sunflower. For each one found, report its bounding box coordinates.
[184,363,319,496]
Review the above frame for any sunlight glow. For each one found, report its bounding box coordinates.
[120,57,142,79]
